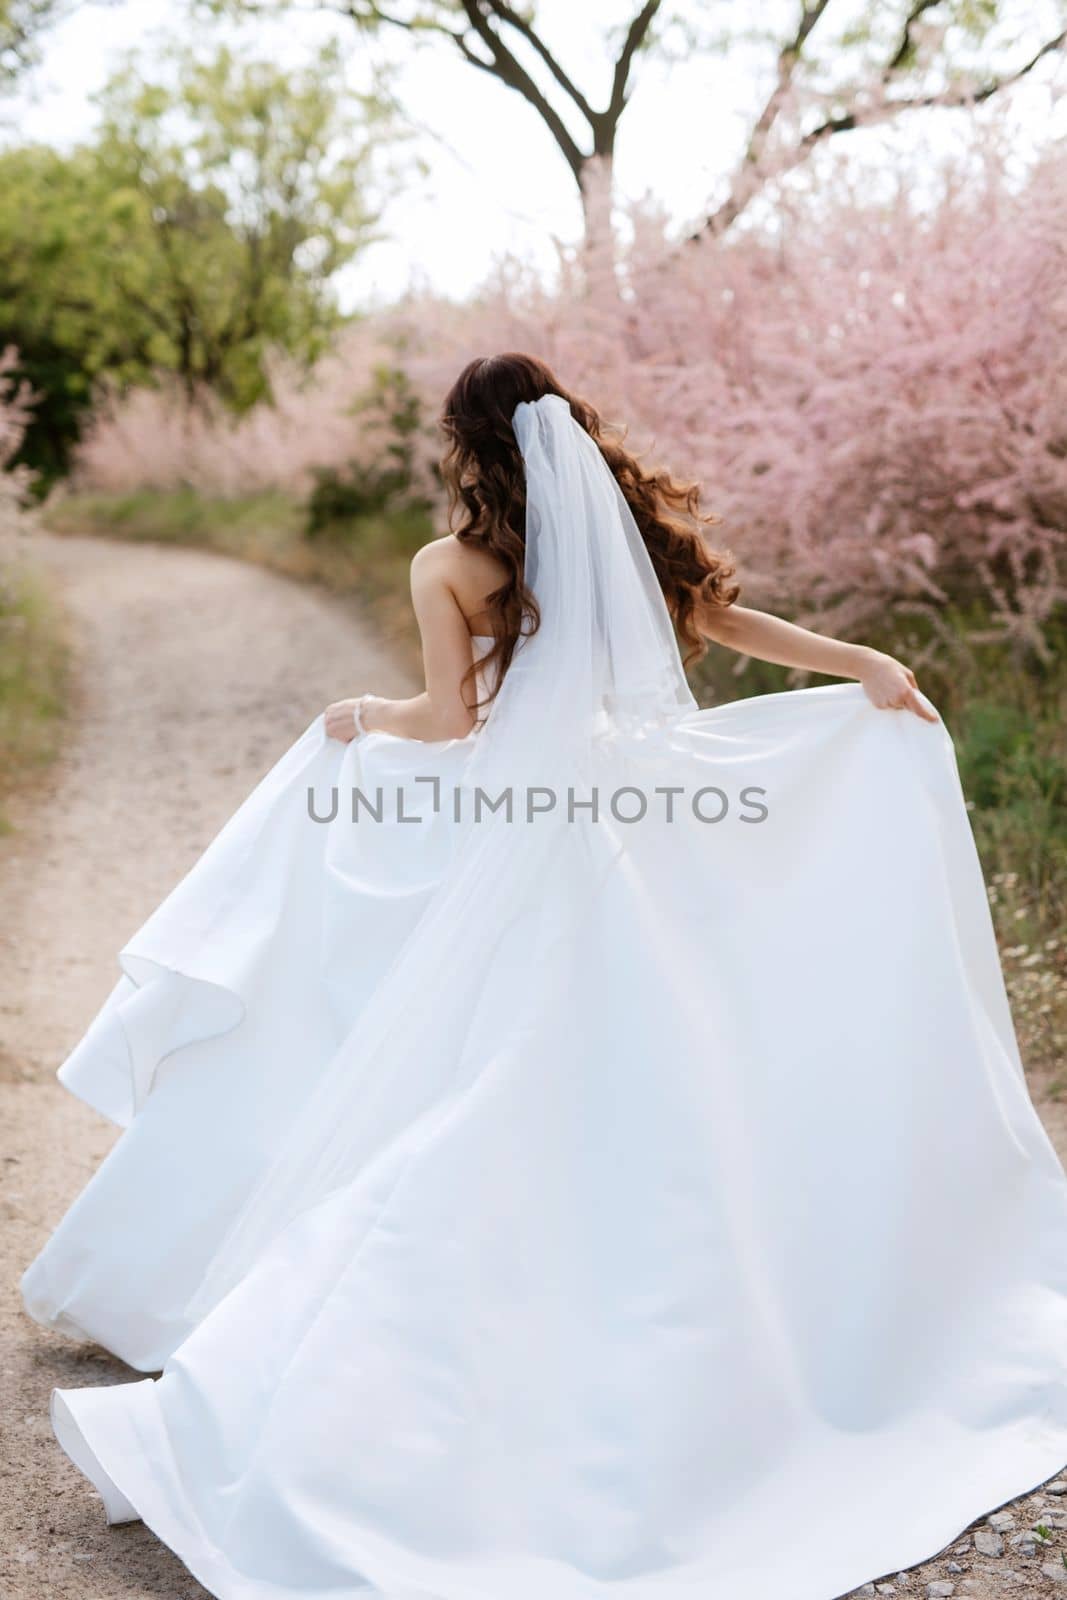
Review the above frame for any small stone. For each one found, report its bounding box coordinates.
[946,1560,964,1572]
[1047,1480,1067,1495]
[853,1586,875,1597]
[988,1510,1016,1532]
[974,1528,1003,1557]
[876,1587,897,1596]
[1009,1531,1037,1556]
[927,1584,955,1598]
[1042,1560,1067,1583]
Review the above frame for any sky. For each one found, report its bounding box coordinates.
[3,0,1064,307]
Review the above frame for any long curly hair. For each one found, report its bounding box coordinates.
[440,352,740,707]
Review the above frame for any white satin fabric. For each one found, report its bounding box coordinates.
[23,397,1067,1600]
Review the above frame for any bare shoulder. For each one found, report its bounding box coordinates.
[410,535,506,622]
[410,535,458,572]
[411,534,495,577]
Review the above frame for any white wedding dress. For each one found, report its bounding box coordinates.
[23,397,1067,1600]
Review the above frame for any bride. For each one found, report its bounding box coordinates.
[23,353,1067,1600]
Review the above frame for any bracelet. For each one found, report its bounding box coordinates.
[352,695,368,738]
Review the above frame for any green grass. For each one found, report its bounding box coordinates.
[0,557,70,830]
[44,489,1067,1073]
[44,488,305,557]
[955,668,1067,1084]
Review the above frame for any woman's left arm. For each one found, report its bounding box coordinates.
[324,543,479,744]
[699,603,939,723]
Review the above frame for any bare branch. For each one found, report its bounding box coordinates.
[454,0,586,181]
[968,26,1067,103]
[884,0,941,78]
[695,0,834,237]
[743,1,833,164]
[451,27,496,73]
[603,0,663,132]
[294,0,663,194]
[480,0,597,126]
[799,25,1067,150]
[695,21,1067,241]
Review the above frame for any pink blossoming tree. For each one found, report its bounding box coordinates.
[73,134,1067,658]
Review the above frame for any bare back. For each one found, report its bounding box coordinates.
[433,535,509,639]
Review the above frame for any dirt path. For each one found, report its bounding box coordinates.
[1,533,1065,1600]
[0,532,412,1598]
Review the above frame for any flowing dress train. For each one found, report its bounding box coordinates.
[24,396,1067,1600]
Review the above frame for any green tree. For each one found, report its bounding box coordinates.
[0,143,142,482]
[0,42,387,480]
[0,0,73,84]
[93,42,384,404]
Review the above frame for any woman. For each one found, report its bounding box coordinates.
[25,354,1067,1600]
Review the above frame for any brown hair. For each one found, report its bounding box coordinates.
[440,352,739,706]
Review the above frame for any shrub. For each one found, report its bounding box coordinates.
[72,128,1067,664]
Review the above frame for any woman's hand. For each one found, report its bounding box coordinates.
[324,698,366,743]
[858,652,939,722]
